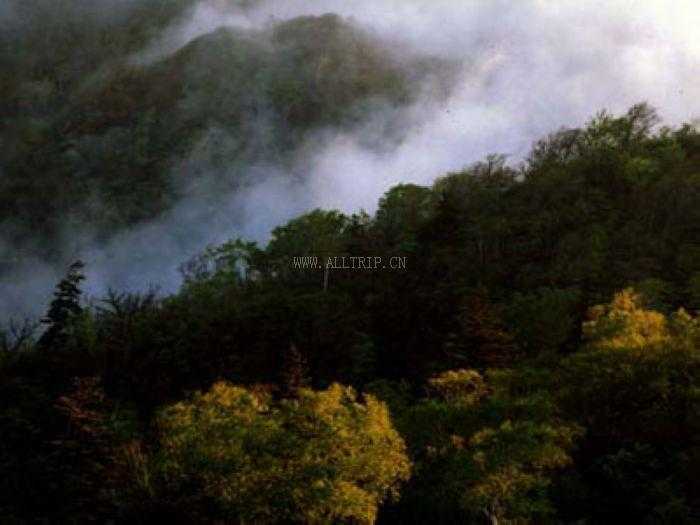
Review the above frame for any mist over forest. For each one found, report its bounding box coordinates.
[2,1,700,524]
[3,0,699,319]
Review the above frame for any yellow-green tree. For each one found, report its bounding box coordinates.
[155,381,410,524]
[560,289,700,440]
[556,289,700,521]
[392,369,580,524]
[582,288,670,351]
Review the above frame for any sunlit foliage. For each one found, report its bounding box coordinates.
[155,381,411,524]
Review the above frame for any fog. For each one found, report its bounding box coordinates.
[156,0,700,212]
[2,0,700,321]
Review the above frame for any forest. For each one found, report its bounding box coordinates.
[2,102,700,523]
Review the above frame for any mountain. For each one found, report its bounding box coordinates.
[0,10,450,269]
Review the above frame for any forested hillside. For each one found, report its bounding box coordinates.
[3,104,700,523]
[1,9,446,264]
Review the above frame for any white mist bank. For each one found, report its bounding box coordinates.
[160,0,700,214]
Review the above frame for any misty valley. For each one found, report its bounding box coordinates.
[2,1,700,524]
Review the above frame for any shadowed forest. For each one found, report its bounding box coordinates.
[2,2,700,524]
[3,103,700,523]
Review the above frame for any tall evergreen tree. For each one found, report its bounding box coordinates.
[38,260,85,349]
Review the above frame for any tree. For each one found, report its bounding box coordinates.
[155,382,411,524]
[0,318,38,353]
[38,260,86,349]
[556,290,700,522]
[582,288,670,351]
[266,209,350,289]
[444,289,519,369]
[505,287,581,356]
[392,369,580,524]
[375,184,431,249]
[279,343,309,397]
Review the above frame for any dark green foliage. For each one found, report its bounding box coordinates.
[505,287,582,355]
[3,105,700,523]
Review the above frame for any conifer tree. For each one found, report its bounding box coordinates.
[38,260,85,349]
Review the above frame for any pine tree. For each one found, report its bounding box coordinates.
[38,260,86,349]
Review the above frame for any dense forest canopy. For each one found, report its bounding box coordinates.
[2,102,700,522]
